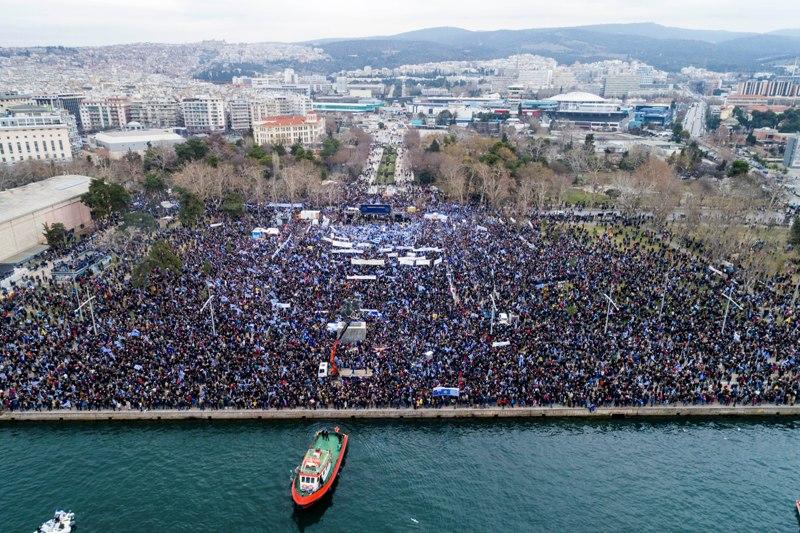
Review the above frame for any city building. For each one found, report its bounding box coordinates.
[312,98,383,114]
[631,104,673,128]
[0,175,92,262]
[128,98,182,129]
[228,99,252,131]
[249,94,313,124]
[32,93,85,131]
[603,73,640,98]
[180,96,226,133]
[79,97,130,132]
[0,106,73,164]
[0,92,32,112]
[545,92,630,131]
[93,127,184,159]
[252,113,324,146]
[735,78,800,97]
[785,135,800,169]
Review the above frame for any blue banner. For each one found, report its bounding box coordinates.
[432,387,460,398]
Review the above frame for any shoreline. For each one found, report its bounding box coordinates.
[2,405,800,421]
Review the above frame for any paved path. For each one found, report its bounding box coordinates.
[2,405,799,422]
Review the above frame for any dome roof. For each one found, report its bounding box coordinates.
[546,92,606,103]
[125,121,143,129]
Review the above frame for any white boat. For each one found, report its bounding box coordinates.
[35,510,74,533]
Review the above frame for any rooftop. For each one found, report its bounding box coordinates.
[94,129,183,145]
[546,92,607,103]
[258,114,317,127]
[0,175,92,225]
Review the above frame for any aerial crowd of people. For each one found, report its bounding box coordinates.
[1,183,799,412]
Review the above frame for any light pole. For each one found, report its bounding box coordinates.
[75,295,97,335]
[201,290,217,336]
[603,292,619,334]
[720,287,742,336]
[658,272,670,320]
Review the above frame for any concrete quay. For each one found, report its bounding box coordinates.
[2,405,800,422]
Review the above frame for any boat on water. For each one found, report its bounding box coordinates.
[796,498,800,515]
[291,426,348,508]
[35,510,74,533]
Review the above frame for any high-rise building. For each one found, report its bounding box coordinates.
[79,97,130,132]
[252,114,324,146]
[227,99,252,131]
[603,74,641,98]
[180,96,226,133]
[784,135,800,169]
[518,69,553,90]
[0,106,73,164]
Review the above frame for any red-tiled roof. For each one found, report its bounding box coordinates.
[259,114,315,126]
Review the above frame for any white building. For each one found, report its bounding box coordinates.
[180,96,226,133]
[603,74,641,98]
[518,69,553,90]
[79,97,130,132]
[0,107,73,164]
[249,94,312,125]
[129,98,182,128]
[227,99,252,131]
[93,127,184,159]
[0,175,92,262]
[253,113,324,146]
[0,93,32,113]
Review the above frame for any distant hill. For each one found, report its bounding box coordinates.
[769,29,800,39]
[300,23,800,73]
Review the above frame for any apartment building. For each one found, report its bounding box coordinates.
[79,97,130,132]
[129,98,182,128]
[249,94,312,124]
[180,96,226,133]
[252,113,324,146]
[0,107,73,164]
[227,99,252,131]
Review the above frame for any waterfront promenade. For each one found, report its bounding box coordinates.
[3,404,800,421]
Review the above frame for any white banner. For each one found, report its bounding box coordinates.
[351,259,385,266]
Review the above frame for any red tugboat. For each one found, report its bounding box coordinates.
[291,427,348,508]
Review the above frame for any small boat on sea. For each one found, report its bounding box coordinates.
[291,426,348,508]
[796,498,800,515]
[35,510,74,533]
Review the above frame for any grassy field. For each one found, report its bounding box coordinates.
[375,146,397,185]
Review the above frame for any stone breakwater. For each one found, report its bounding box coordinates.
[2,405,800,421]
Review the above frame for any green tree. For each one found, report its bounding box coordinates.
[178,190,204,227]
[144,173,166,195]
[790,216,800,248]
[42,222,70,250]
[148,239,182,273]
[122,211,157,232]
[727,159,750,177]
[321,136,341,159]
[174,138,208,164]
[221,191,244,218]
[132,239,182,287]
[81,179,130,219]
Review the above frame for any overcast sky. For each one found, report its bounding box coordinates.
[2,0,798,47]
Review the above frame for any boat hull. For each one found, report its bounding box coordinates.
[291,432,348,508]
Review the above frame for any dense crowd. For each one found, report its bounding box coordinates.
[1,190,799,412]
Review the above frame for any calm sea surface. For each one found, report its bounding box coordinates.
[2,418,799,532]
